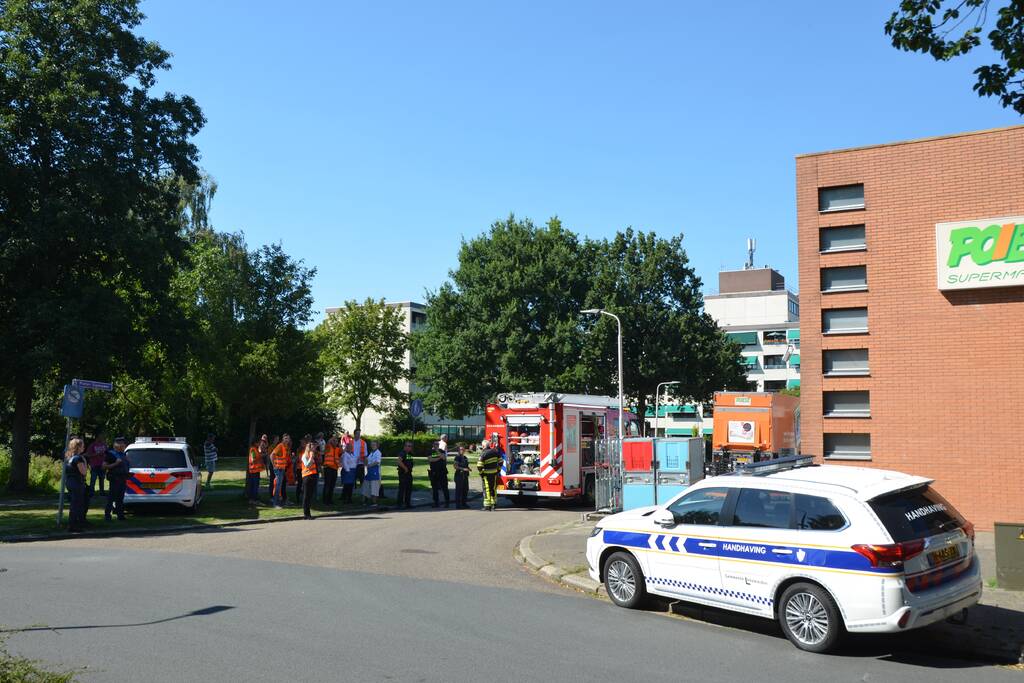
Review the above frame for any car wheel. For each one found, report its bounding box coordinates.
[603,551,646,609]
[778,583,843,653]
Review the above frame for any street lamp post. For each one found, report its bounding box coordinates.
[582,309,623,440]
[654,380,683,438]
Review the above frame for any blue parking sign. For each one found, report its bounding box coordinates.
[60,384,84,419]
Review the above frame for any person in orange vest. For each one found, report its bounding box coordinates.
[246,437,263,507]
[271,434,291,508]
[322,435,340,505]
[299,441,319,519]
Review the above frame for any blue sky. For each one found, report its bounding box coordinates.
[141,1,1019,321]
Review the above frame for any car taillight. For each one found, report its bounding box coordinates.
[171,470,193,479]
[962,521,975,542]
[852,540,925,568]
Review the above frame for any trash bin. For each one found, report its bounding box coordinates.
[994,522,1024,591]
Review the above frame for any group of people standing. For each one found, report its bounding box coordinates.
[245,429,382,519]
[62,434,132,532]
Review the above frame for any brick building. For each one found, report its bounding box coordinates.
[796,125,1024,531]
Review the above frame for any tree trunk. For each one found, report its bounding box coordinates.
[8,374,33,491]
[354,410,362,434]
[248,414,258,446]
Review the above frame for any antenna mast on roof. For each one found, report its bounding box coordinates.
[745,238,756,270]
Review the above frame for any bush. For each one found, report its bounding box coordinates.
[364,433,439,458]
[0,446,63,494]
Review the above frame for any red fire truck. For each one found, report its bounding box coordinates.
[487,392,639,504]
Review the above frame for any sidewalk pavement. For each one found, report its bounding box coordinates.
[516,520,1024,665]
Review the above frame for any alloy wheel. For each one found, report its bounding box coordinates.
[784,592,830,646]
[606,559,636,603]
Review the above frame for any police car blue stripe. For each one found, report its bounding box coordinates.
[601,528,899,575]
[602,530,652,549]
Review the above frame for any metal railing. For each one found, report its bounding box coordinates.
[594,437,623,513]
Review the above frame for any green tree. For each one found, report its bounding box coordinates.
[0,0,204,490]
[886,1,1024,114]
[584,229,749,432]
[172,231,319,445]
[316,299,409,432]
[412,215,598,418]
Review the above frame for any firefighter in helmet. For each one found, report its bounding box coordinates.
[477,437,502,511]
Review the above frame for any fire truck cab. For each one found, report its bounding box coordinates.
[488,392,639,504]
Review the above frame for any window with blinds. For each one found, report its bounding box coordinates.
[824,391,870,417]
[823,349,869,376]
[821,265,867,293]
[819,185,864,212]
[822,308,868,334]
[820,225,866,252]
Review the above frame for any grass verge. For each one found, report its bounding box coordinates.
[0,460,437,540]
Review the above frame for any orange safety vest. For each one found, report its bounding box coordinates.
[301,453,318,478]
[323,444,340,469]
[248,446,263,474]
[271,443,289,470]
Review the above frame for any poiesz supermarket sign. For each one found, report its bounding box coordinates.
[936,215,1024,290]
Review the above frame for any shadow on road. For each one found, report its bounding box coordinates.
[1,605,235,633]
[663,598,1004,669]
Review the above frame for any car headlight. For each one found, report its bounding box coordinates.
[589,526,603,538]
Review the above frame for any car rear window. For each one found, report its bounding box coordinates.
[868,485,965,542]
[126,448,188,469]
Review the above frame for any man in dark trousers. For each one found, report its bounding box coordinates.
[477,438,502,511]
[453,445,471,509]
[102,437,130,521]
[396,441,415,509]
[428,445,450,508]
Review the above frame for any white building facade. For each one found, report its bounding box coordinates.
[646,268,800,437]
[325,301,486,440]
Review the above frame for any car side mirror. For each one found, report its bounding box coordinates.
[654,509,676,528]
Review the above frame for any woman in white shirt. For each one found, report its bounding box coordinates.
[340,443,358,504]
[362,441,382,506]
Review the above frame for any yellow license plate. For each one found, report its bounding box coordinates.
[928,545,960,566]
[139,481,166,490]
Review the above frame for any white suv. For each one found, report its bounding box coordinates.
[124,437,203,512]
[586,457,981,653]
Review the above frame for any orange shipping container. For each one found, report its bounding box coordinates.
[712,391,799,455]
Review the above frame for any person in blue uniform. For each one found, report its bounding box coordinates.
[102,436,130,521]
[64,436,88,532]
[453,445,471,509]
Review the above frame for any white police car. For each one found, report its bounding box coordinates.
[586,457,981,653]
[124,437,204,512]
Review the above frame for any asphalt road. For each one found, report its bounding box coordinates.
[0,504,1018,682]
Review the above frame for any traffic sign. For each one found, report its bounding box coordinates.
[409,399,424,418]
[73,379,113,391]
[60,384,84,419]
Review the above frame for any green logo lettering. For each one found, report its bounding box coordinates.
[1006,224,1024,264]
[947,227,979,267]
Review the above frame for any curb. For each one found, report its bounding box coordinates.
[515,527,603,595]
[0,490,484,544]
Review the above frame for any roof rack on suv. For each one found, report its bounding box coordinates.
[135,436,187,443]
[734,455,815,476]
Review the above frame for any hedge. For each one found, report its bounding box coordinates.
[364,434,479,458]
